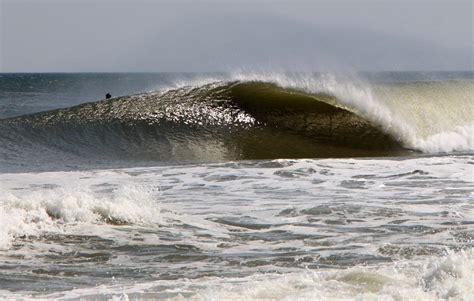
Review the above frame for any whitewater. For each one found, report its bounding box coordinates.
[0,72,472,300]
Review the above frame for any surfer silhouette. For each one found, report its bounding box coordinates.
[105,93,112,99]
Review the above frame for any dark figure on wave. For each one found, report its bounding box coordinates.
[105,93,112,99]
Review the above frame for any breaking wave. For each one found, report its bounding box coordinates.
[0,185,162,250]
[0,73,472,170]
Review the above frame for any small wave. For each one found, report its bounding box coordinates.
[28,249,474,300]
[0,185,162,250]
[193,250,474,300]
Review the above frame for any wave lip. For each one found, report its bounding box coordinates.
[231,71,474,153]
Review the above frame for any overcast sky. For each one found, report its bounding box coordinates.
[1,0,472,72]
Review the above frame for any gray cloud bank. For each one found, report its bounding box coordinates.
[1,0,472,72]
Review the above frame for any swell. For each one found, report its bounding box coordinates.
[2,76,472,171]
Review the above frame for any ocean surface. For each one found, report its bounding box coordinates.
[0,72,473,300]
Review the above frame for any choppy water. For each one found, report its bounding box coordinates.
[0,72,473,300]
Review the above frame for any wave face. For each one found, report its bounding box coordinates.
[0,73,472,171]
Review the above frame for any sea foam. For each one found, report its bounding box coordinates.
[0,185,162,250]
[31,249,474,300]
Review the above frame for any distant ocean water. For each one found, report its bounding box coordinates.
[0,72,473,300]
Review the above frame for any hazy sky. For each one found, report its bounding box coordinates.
[1,0,472,72]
